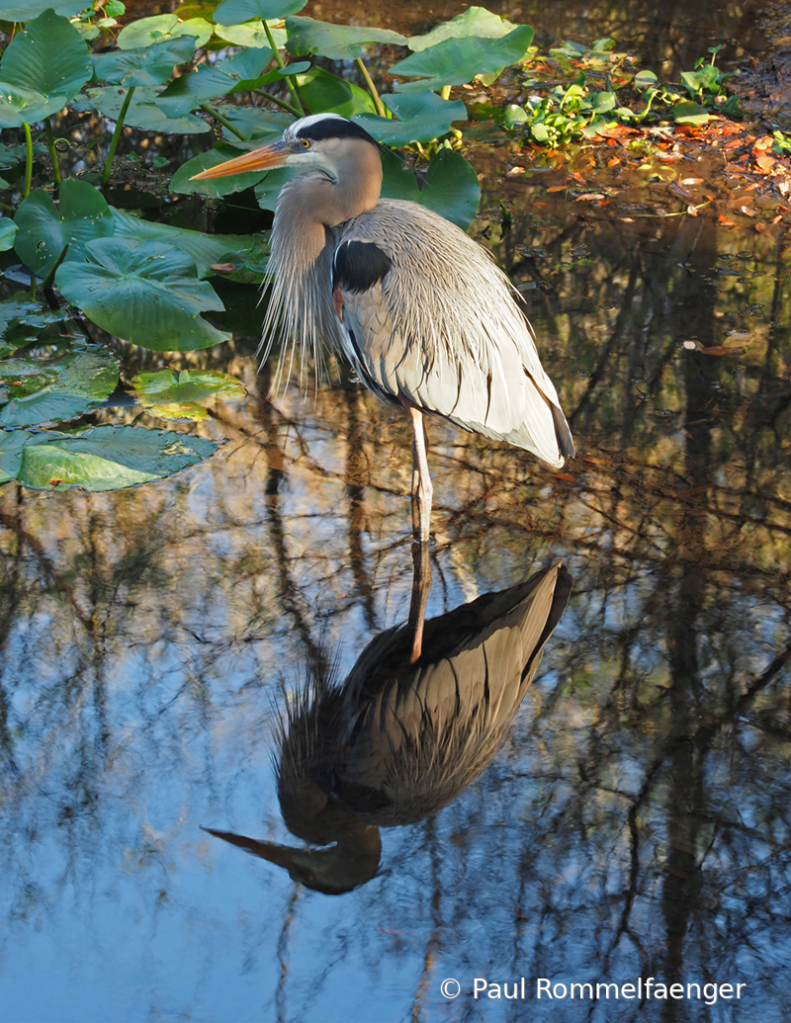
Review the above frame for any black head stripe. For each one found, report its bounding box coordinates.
[296,117,380,147]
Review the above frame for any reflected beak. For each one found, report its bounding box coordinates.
[191,141,288,181]
[203,827,301,866]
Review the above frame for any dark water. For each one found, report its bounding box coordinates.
[1,2,790,1021]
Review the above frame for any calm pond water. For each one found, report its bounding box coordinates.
[1,2,789,1022]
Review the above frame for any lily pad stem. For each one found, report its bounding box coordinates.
[103,85,135,186]
[45,119,62,186]
[440,85,451,100]
[199,104,249,141]
[262,20,304,116]
[356,58,387,118]
[42,244,69,292]
[22,122,32,198]
[252,88,301,117]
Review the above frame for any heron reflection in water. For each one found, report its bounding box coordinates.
[193,114,574,543]
[205,560,572,894]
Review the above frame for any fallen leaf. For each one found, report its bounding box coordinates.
[576,192,605,201]
[553,473,574,482]
[546,184,567,192]
[507,166,526,175]
[687,204,698,216]
[209,263,236,273]
[718,215,736,225]
[620,217,634,222]
[682,341,698,349]
[755,153,777,171]
[753,135,774,151]
[607,157,621,167]
[569,171,585,183]
[680,177,704,185]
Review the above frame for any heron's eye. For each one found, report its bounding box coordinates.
[300,139,311,149]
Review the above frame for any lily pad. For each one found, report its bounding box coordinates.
[110,208,268,277]
[92,35,197,88]
[0,1,86,19]
[295,66,375,117]
[13,179,114,277]
[0,424,217,491]
[156,48,273,118]
[0,8,91,127]
[671,101,713,126]
[55,238,230,351]
[406,7,519,51]
[129,368,246,421]
[213,0,306,21]
[213,20,286,49]
[352,92,466,146]
[285,16,408,60]
[0,297,69,354]
[83,85,210,134]
[0,217,17,251]
[389,24,534,93]
[116,14,212,50]
[380,148,480,230]
[0,349,118,428]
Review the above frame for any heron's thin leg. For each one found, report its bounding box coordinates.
[408,407,433,544]
[408,540,432,664]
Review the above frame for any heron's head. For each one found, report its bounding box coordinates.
[191,113,381,183]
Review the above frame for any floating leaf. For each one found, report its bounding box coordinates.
[285,16,408,60]
[92,35,197,87]
[13,179,114,277]
[213,0,306,21]
[0,1,86,18]
[407,7,519,52]
[671,101,712,126]
[295,66,375,117]
[110,209,267,277]
[381,148,480,230]
[213,20,286,49]
[0,9,91,127]
[116,14,212,50]
[0,297,68,354]
[156,48,273,118]
[0,349,118,428]
[0,216,17,251]
[0,424,217,491]
[83,85,210,134]
[129,368,246,421]
[390,25,534,93]
[352,92,466,146]
[56,238,230,351]
[253,166,300,211]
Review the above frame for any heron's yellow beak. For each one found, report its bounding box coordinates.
[190,141,287,181]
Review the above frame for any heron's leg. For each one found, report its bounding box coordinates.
[408,540,432,664]
[408,407,433,544]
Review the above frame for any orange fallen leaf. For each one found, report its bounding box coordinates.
[607,156,621,167]
[210,263,236,273]
[568,171,585,183]
[546,184,567,192]
[576,192,605,201]
[753,135,774,151]
[553,473,575,482]
[755,153,777,171]
[48,479,66,486]
[772,214,783,225]
[718,215,736,225]
[680,177,704,185]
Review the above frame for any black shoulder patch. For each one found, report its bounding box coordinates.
[333,241,392,294]
[296,118,379,146]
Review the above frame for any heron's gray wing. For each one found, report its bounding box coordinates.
[335,202,573,466]
[335,562,572,824]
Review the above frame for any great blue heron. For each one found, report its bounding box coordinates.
[205,559,572,894]
[193,114,574,544]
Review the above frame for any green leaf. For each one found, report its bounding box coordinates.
[390,24,534,93]
[92,36,197,87]
[0,8,91,127]
[407,7,519,52]
[381,148,480,230]
[171,145,274,197]
[0,297,68,354]
[671,100,712,125]
[352,91,466,146]
[55,238,230,351]
[0,349,118,428]
[0,216,17,251]
[214,103,293,142]
[295,66,375,116]
[503,103,528,126]
[156,48,273,118]
[116,14,212,50]
[285,16,408,60]
[110,208,267,278]
[634,70,658,90]
[213,0,306,21]
[0,1,86,18]
[82,85,210,134]
[213,20,286,49]
[590,91,615,112]
[129,368,245,421]
[13,180,114,277]
[0,424,217,491]
[253,166,300,211]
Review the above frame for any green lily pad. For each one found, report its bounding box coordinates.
[56,238,230,352]
[0,216,17,251]
[213,103,293,143]
[110,208,268,278]
[92,35,197,88]
[295,66,375,117]
[406,7,519,51]
[116,14,212,50]
[671,100,713,125]
[0,1,86,19]
[0,424,217,491]
[380,147,480,230]
[156,48,273,118]
[0,8,91,127]
[390,24,534,93]
[129,368,246,421]
[213,0,306,21]
[285,16,408,60]
[352,92,466,146]
[0,349,118,427]
[0,297,69,354]
[83,85,210,134]
[213,20,286,49]
[253,166,300,211]
[13,179,114,277]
